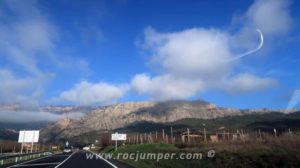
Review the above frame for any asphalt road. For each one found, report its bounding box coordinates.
[7,151,133,168]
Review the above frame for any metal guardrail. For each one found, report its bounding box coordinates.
[0,151,52,166]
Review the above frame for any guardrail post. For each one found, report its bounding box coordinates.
[15,157,18,163]
[1,160,3,165]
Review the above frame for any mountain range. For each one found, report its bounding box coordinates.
[39,100,297,143]
[0,100,298,142]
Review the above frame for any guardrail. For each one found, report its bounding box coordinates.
[0,151,52,166]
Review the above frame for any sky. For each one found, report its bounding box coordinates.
[0,0,300,110]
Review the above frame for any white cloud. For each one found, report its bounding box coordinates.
[0,0,57,106]
[132,73,204,100]
[0,69,43,107]
[144,27,233,79]
[132,0,292,100]
[245,0,292,36]
[0,110,85,123]
[221,73,278,94]
[58,81,128,105]
[0,0,90,106]
[0,1,57,76]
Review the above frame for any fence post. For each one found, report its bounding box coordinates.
[171,127,173,143]
[162,129,165,142]
[187,128,190,144]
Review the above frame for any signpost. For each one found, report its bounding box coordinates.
[111,132,126,151]
[18,130,40,154]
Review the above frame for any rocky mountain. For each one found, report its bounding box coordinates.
[0,128,18,140]
[41,100,287,142]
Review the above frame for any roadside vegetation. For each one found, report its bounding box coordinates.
[101,135,300,168]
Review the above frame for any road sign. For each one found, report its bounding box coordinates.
[111,133,127,140]
[18,130,40,143]
[18,130,40,154]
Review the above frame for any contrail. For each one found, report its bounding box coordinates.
[230,29,264,61]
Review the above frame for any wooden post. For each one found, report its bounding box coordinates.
[170,127,173,143]
[162,129,165,142]
[288,128,292,136]
[187,128,190,144]
[241,130,245,141]
[227,132,230,140]
[259,129,262,139]
[274,129,277,138]
[203,124,207,144]
[165,134,168,143]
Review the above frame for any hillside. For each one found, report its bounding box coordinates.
[40,100,290,142]
[116,112,300,133]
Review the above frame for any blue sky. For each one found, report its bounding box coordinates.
[0,0,299,109]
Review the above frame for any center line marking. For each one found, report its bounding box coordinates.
[55,150,78,168]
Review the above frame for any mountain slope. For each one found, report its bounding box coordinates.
[41,100,284,142]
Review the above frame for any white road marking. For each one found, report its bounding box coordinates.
[11,162,61,167]
[89,151,118,168]
[55,150,78,168]
[8,153,54,168]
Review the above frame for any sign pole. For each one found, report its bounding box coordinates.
[31,131,35,153]
[20,131,25,154]
[21,142,24,154]
[112,132,126,151]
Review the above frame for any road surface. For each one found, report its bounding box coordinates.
[7,150,133,168]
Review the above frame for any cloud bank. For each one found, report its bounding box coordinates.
[0,110,85,123]
[0,0,91,107]
[0,0,292,107]
[58,81,128,105]
[57,0,291,104]
[130,0,290,100]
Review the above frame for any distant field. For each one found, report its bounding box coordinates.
[102,135,300,168]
